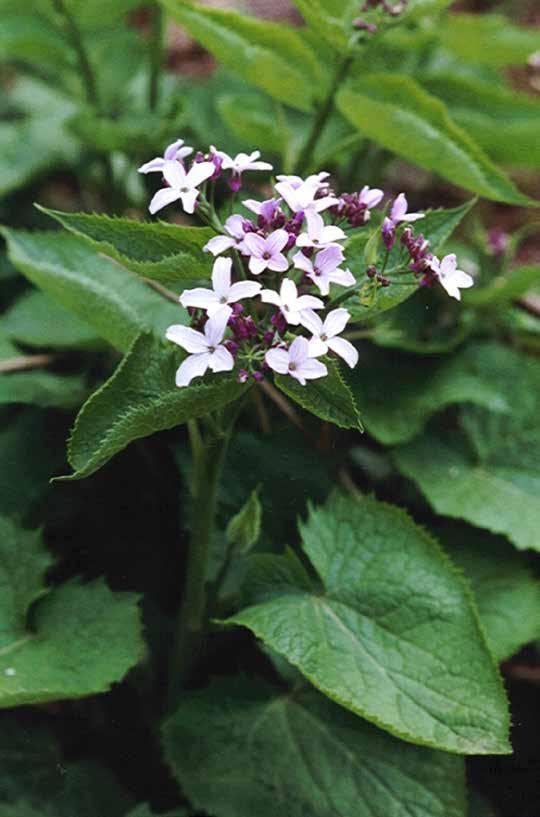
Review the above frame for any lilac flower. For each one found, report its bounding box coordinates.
[260,278,323,325]
[276,172,330,189]
[203,215,248,256]
[292,246,355,296]
[212,148,272,191]
[266,336,327,385]
[243,198,281,223]
[359,185,384,209]
[275,177,338,215]
[165,309,234,387]
[243,229,290,275]
[296,211,346,250]
[389,193,424,225]
[429,254,474,301]
[149,160,215,215]
[138,139,193,174]
[301,309,359,369]
[179,257,261,316]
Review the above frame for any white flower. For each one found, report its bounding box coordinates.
[213,148,273,175]
[266,336,327,385]
[389,193,424,224]
[149,160,215,215]
[296,211,346,249]
[243,229,290,275]
[138,139,193,174]
[301,309,359,368]
[260,278,323,325]
[166,309,234,388]
[203,215,248,256]
[179,257,261,316]
[275,175,338,214]
[276,172,330,189]
[430,254,474,301]
[293,245,355,296]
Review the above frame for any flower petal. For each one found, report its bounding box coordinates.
[299,309,323,335]
[243,232,266,257]
[179,189,199,215]
[203,235,236,256]
[149,187,181,215]
[260,288,281,307]
[228,280,262,302]
[179,287,218,311]
[249,256,268,275]
[266,229,289,255]
[186,161,215,188]
[321,225,346,244]
[280,278,298,306]
[316,245,343,274]
[138,157,165,174]
[327,336,358,368]
[288,336,309,365]
[225,214,246,239]
[390,193,407,222]
[176,353,210,387]
[308,337,328,357]
[265,347,290,374]
[212,257,232,296]
[329,267,355,288]
[164,138,185,160]
[292,251,313,274]
[268,253,289,273]
[323,308,351,338]
[163,161,186,189]
[208,345,235,373]
[166,324,208,354]
[296,294,324,311]
[439,254,457,276]
[204,309,231,346]
[297,358,328,381]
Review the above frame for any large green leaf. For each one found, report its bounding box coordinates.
[465,265,540,307]
[163,678,466,817]
[350,341,511,445]
[0,369,87,409]
[40,208,213,284]
[1,229,182,352]
[157,0,326,112]
[3,290,100,350]
[420,72,540,168]
[227,493,510,754]
[441,524,540,662]
[0,516,144,707]
[344,200,475,322]
[0,11,71,71]
[217,93,286,154]
[275,359,362,431]
[438,13,540,68]
[65,333,249,480]
[337,76,534,206]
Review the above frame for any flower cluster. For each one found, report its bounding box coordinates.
[139,140,473,389]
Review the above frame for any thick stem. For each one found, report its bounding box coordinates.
[148,3,164,111]
[167,417,234,707]
[51,0,100,109]
[293,55,354,177]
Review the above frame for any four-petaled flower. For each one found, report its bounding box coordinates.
[138,139,193,175]
[149,160,215,215]
[243,229,290,275]
[243,198,281,222]
[265,336,327,385]
[260,278,323,325]
[275,175,338,215]
[301,308,359,369]
[293,246,355,296]
[212,148,272,191]
[297,211,346,249]
[430,253,474,301]
[166,309,234,387]
[204,215,248,256]
[179,257,261,316]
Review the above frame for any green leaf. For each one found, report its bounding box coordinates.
[226,487,262,555]
[217,93,285,154]
[344,200,475,322]
[0,369,87,409]
[438,13,540,68]
[0,516,144,707]
[157,0,325,112]
[65,333,249,480]
[350,341,511,445]
[441,524,540,662]
[465,265,540,307]
[226,493,510,754]
[290,1,351,49]
[3,290,101,350]
[0,12,71,71]
[275,359,362,431]
[1,229,182,352]
[39,208,214,284]
[420,72,540,169]
[337,76,535,206]
[163,678,466,817]
[126,807,188,817]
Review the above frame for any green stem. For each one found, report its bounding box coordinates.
[167,414,235,707]
[293,54,354,177]
[51,0,100,109]
[148,3,164,111]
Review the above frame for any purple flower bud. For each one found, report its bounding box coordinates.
[263,330,275,345]
[228,172,242,193]
[243,219,256,233]
[353,18,377,33]
[257,214,268,229]
[232,303,244,316]
[225,340,239,356]
[366,265,377,279]
[487,229,509,257]
[271,211,286,229]
[252,371,264,382]
[382,217,395,250]
[237,369,249,384]
[194,151,204,163]
[285,233,297,251]
[271,311,287,334]
[211,154,223,181]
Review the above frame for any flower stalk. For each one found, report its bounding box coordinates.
[148,3,164,111]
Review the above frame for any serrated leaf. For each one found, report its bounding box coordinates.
[441,523,540,662]
[3,290,100,350]
[275,359,362,430]
[163,678,466,817]
[438,13,540,68]
[40,208,214,284]
[226,493,510,754]
[226,487,262,555]
[1,229,182,352]
[65,333,249,480]
[157,0,325,112]
[0,516,144,707]
[344,200,475,322]
[349,341,511,445]
[337,76,535,206]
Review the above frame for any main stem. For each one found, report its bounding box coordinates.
[148,3,164,111]
[51,0,100,109]
[293,55,354,177]
[168,418,233,707]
